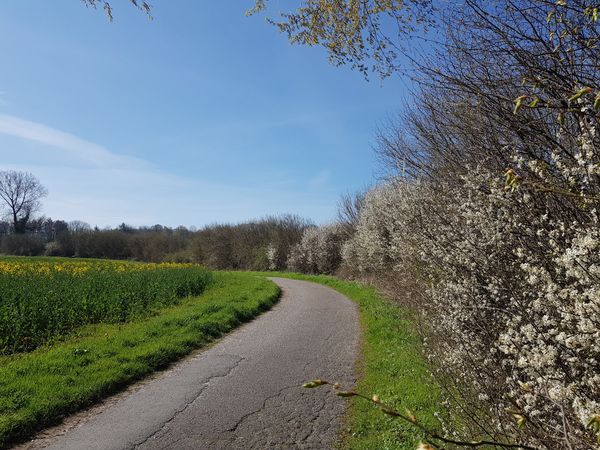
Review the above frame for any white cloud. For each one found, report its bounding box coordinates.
[0,115,336,227]
[0,114,148,169]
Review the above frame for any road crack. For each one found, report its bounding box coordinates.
[226,383,299,434]
[131,354,245,449]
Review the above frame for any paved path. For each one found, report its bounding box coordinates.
[21,277,360,450]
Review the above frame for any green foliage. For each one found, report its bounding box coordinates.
[0,271,280,447]
[249,0,434,79]
[0,257,212,354]
[0,235,45,257]
[261,272,441,449]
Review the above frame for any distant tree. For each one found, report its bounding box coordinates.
[39,218,69,241]
[80,0,151,21]
[68,220,91,233]
[0,221,9,236]
[0,234,45,256]
[118,222,135,233]
[53,219,69,237]
[0,170,47,234]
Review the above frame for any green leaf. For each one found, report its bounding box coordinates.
[302,379,328,388]
[594,93,600,111]
[587,414,600,434]
[336,390,357,397]
[513,95,528,114]
[405,408,417,422]
[514,414,526,429]
[568,87,593,104]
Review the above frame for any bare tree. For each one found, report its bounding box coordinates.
[337,190,366,239]
[0,171,47,234]
[68,220,91,233]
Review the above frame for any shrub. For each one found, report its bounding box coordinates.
[0,235,45,256]
[287,224,346,274]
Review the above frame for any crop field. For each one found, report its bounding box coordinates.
[0,257,212,354]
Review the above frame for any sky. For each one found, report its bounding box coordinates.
[0,1,413,228]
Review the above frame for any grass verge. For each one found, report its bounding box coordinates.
[0,272,279,447]
[264,272,441,450]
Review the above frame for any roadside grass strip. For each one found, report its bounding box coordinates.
[0,272,280,447]
[263,272,441,450]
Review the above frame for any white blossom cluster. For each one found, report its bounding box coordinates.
[274,1,600,446]
[336,166,600,448]
[287,223,346,275]
[288,153,600,446]
[266,243,278,271]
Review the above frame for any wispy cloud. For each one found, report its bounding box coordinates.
[0,115,337,227]
[0,114,148,169]
[308,169,331,190]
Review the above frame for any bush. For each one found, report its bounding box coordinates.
[287,224,346,274]
[0,235,45,256]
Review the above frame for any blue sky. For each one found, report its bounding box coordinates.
[0,1,412,228]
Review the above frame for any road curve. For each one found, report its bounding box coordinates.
[22,277,360,450]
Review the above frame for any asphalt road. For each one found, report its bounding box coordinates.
[22,277,360,450]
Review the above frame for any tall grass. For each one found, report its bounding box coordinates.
[0,258,212,354]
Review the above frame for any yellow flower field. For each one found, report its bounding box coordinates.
[0,257,212,354]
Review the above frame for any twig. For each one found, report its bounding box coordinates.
[303,380,541,450]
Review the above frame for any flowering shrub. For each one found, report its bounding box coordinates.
[287,224,346,275]
[337,167,600,448]
[274,1,600,445]
[327,0,600,445]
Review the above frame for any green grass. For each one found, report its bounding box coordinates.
[263,272,441,450]
[0,272,280,447]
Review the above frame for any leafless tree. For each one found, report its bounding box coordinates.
[0,171,47,234]
[68,220,91,233]
[337,190,366,239]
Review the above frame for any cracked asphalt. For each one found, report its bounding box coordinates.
[23,277,360,450]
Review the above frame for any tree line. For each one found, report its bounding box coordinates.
[0,211,311,272]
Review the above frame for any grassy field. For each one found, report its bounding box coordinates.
[0,257,212,354]
[264,272,441,450]
[0,269,280,447]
